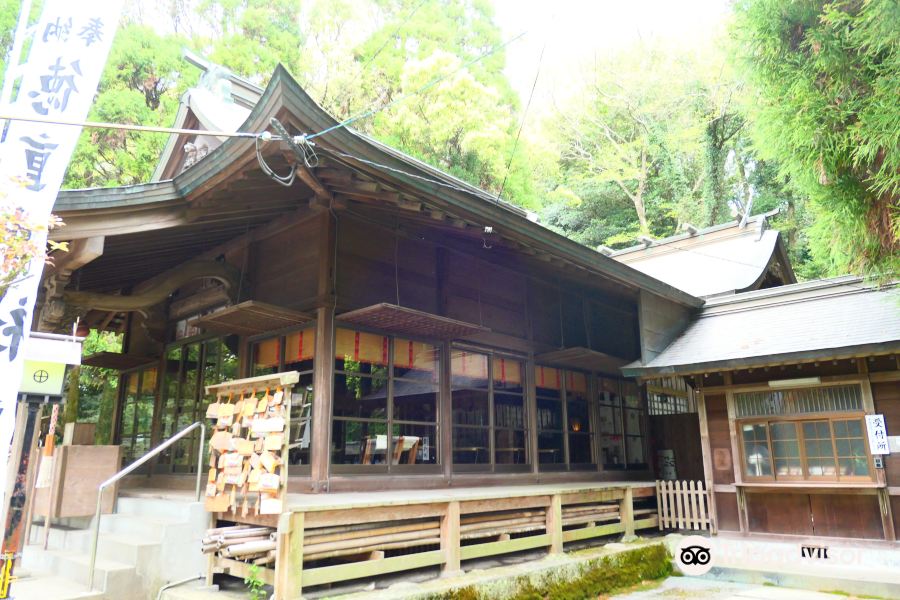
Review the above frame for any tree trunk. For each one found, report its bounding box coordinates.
[634,149,649,233]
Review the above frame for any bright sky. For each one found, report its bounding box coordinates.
[491,0,731,113]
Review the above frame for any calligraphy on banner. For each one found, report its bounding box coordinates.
[0,0,124,505]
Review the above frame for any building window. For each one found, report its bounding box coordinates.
[735,384,862,417]
[737,384,872,483]
[119,365,157,466]
[535,367,596,471]
[598,377,646,470]
[249,327,315,467]
[647,376,697,415]
[452,351,528,472]
[159,336,238,473]
[331,328,439,471]
[740,416,872,482]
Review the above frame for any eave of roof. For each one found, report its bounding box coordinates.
[54,64,702,309]
[622,275,900,377]
[610,211,796,298]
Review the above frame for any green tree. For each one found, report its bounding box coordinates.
[63,24,198,188]
[546,44,710,245]
[196,0,306,83]
[730,0,899,277]
[67,330,122,444]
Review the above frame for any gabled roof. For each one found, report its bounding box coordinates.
[622,275,900,377]
[611,212,796,297]
[53,64,703,309]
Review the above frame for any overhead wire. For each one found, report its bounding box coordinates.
[0,114,266,138]
[495,36,547,204]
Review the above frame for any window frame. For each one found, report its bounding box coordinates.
[155,334,239,474]
[331,328,442,475]
[452,348,530,474]
[738,412,875,484]
[248,325,316,474]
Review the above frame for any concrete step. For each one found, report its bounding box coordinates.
[98,513,190,542]
[9,573,106,600]
[28,525,163,568]
[116,496,200,520]
[22,548,136,595]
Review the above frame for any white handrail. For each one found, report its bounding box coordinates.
[87,421,206,591]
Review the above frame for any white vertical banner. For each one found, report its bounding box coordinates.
[0,1,124,495]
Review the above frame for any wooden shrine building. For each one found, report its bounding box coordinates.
[39,64,700,495]
[33,61,900,596]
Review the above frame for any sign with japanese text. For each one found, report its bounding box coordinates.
[0,0,123,499]
[865,414,890,455]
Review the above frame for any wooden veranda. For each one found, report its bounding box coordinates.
[209,481,658,598]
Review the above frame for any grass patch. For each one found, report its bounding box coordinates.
[822,591,887,599]
[429,544,672,600]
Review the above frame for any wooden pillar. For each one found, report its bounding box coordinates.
[440,340,453,482]
[723,373,748,534]
[620,487,635,540]
[859,361,896,541]
[275,511,304,600]
[440,501,461,576]
[526,358,539,475]
[546,493,563,554]
[696,391,719,534]
[310,210,336,491]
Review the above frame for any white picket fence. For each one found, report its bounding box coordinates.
[656,480,711,531]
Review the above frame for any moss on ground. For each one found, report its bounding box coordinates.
[428,544,672,600]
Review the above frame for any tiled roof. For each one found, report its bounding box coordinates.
[611,213,794,297]
[623,276,900,376]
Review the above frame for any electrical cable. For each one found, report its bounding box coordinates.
[306,30,527,141]
[496,38,547,204]
[0,114,266,138]
[255,134,296,187]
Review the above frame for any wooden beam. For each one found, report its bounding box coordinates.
[620,487,635,540]
[546,494,563,554]
[53,206,188,241]
[440,501,461,577]
[296,165,334,203]
[275,512,304,600]
[49,236,104,273]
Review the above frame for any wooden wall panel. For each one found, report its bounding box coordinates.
[893,496,900,540]
[251,219,319,309]
[649,413,703,481]
[560,292,587,348]
[637,290,691,363]
[809,494,883,540]
[443,251,528,338]
[589,305,640,360]
[336,218,402,311]
[714,492,741,532]
[528,281,561,347]
[873,382,900,486]
[332,215,642,355]
[746,493,813,536]
[705,395,734,484]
